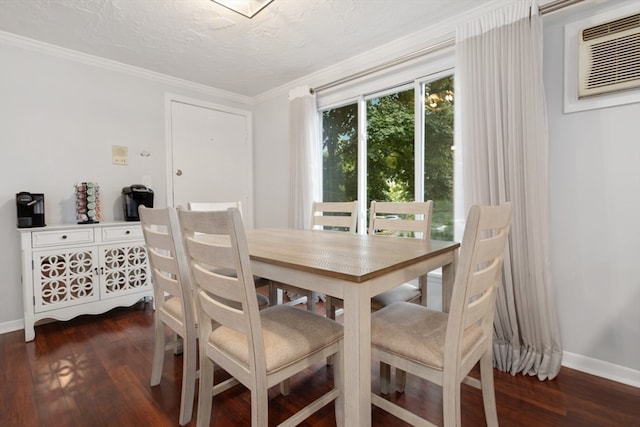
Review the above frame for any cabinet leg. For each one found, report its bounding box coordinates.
[24,324,35,342]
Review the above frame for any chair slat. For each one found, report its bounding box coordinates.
[185,238,236,271]
[198,290,249,335]
[151,268,182,296]
[474,232,509,266]
[465,286,496,328]
[469,258,502,297]
[311,201,358,233]
[368,200,432,238]
[192,264,245,305]
[148,249,178,275]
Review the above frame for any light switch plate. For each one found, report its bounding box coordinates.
[112,145,128,165]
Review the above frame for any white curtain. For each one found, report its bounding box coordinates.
[288,86,321,229]
[456,1,563,380]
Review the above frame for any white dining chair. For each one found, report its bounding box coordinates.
[270,201,358,312]
[139,206,197,426]
[368,200,433,309]
[189,200,271,289]
[326,200,433,320]
[177,207,345,427]
[370,202,512,426]
[188,200,242,213]
[311,201,359,232]
[141,205,270,425]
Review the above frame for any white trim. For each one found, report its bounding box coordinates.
[0,30,252,106]
[562,351,640,388]
[563,1,640,113]
[0,319,24,335]
[288,85,312,100]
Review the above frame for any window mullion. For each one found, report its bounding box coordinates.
[357,95,368,234]
[414,81,425,202]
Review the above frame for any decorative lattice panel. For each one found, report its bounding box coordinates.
[103,245,149,294]
[37,251,96,306]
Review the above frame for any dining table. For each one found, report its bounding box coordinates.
[243,227,460,426]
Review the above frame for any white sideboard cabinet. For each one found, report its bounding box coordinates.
[19,222,152,341]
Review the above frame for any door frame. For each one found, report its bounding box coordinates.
[164,93,254,225]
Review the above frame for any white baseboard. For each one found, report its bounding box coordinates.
[0,319,24,336]
[562,351,640,388]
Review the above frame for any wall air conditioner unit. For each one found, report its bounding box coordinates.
[578,12,640,98]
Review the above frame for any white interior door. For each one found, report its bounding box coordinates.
[167,97,253,225]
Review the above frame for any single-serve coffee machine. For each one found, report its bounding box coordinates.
[16,192,46,228]
[122,185,154,221]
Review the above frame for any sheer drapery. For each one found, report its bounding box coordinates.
[288,86,321,229]
[456,1,563,379]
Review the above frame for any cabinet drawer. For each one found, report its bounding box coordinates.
[32,229,95,248]
[102,225,143,242]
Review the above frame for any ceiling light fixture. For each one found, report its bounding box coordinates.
[211,0,274,18]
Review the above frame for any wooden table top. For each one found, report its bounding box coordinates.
[246,228,459,283]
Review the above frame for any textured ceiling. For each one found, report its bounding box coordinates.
[0,0,502,96]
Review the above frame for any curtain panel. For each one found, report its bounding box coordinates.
[456,1,563,380]
[288,86,321,229]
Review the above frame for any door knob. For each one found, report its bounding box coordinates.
[175,169,182,176]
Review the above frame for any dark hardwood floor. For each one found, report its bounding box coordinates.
[1,295,638,426]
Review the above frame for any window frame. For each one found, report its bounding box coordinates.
[317,59,457,236]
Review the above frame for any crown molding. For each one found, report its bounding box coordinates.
[0,30,253,106]
[254,0,515,103]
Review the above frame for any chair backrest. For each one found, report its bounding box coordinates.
[311,201,358,233]
[177,207,266,376]
[188,201,243,214]
[368,200,433,239]
[139,206,196,330]
[445,203,512,373]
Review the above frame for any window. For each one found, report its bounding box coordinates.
[321,74,454,240]
[321,103,358,202]
[366,88,415,205]
[424,76,454,240]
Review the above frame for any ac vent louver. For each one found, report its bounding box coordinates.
[578,13,640,98]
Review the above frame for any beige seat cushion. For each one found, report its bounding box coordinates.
[162,296,184,320]
[210,305,343,374]
[371,302,483,369]
[371,283,421,311]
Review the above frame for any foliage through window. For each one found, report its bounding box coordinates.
[321,75,454,241]
[322,104,358,202]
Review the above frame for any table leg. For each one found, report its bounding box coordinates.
[441,250,458,312]
[342,282,372,427]
[268,280,284,306]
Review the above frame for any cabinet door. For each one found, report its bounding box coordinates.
[99,243,150,299]
[33,248,100,312]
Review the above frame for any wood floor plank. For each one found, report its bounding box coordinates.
[1,300,638,426]
[0,333,40,427]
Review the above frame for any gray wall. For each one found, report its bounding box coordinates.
[543,2,640,376]
[0,41,251,327]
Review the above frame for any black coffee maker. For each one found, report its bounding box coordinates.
[122,185,154,221]
[16,192,46,228]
